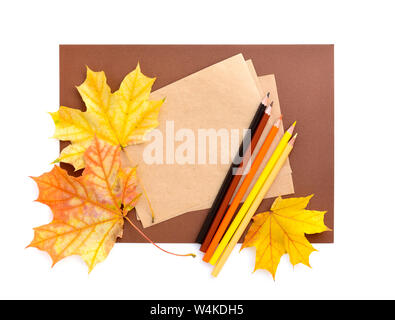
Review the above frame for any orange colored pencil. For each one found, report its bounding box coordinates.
[202,117,282,263]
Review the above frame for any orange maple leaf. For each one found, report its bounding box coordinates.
[28,136,194,272]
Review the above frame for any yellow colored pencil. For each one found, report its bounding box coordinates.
[209,122,296,265]
[211,134,297,277]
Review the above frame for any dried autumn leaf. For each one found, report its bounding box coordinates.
[241,195,330,279]
[51,64,164,170]
[28,136,140,272]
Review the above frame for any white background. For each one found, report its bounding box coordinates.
[1,0,394,300]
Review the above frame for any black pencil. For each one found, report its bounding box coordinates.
[195,93,270,243]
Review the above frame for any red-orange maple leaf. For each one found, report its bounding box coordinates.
[28,137,195,272]
[28,137,139,271]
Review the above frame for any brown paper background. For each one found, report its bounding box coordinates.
[59,45,334,243]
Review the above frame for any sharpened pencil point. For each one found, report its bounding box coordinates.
[262,97,269,106]
[265,105,272,115]
[262,92,271,106]
[270,101,274,107]
[274,116,282,127]
[287,121,297,135]
[289,133,298,146]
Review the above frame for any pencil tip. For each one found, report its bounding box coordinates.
[270,101,274,107]
[261,97,268,106]
[274,116,282,127]
[289,133,298,146]
[265,105,272,115]
[287,121,297,134]
[267,92,270,97]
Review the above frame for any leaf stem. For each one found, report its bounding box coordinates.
[124,216,196,258]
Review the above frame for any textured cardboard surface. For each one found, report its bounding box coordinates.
[59,45,334,243]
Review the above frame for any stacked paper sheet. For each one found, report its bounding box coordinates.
[124,54,294,227]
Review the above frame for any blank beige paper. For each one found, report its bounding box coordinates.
[125,54,293,227]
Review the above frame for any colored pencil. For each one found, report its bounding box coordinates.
[199,103,272,252]
[202,117,281,261]
[212,133,297,276]
[208,122,296,265]
[195,93,270,243]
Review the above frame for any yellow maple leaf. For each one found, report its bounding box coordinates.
[28,137,140,272]
[241,195,330,279]
[51,64,164,170]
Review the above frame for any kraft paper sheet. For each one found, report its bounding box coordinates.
[125,54,293,227]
